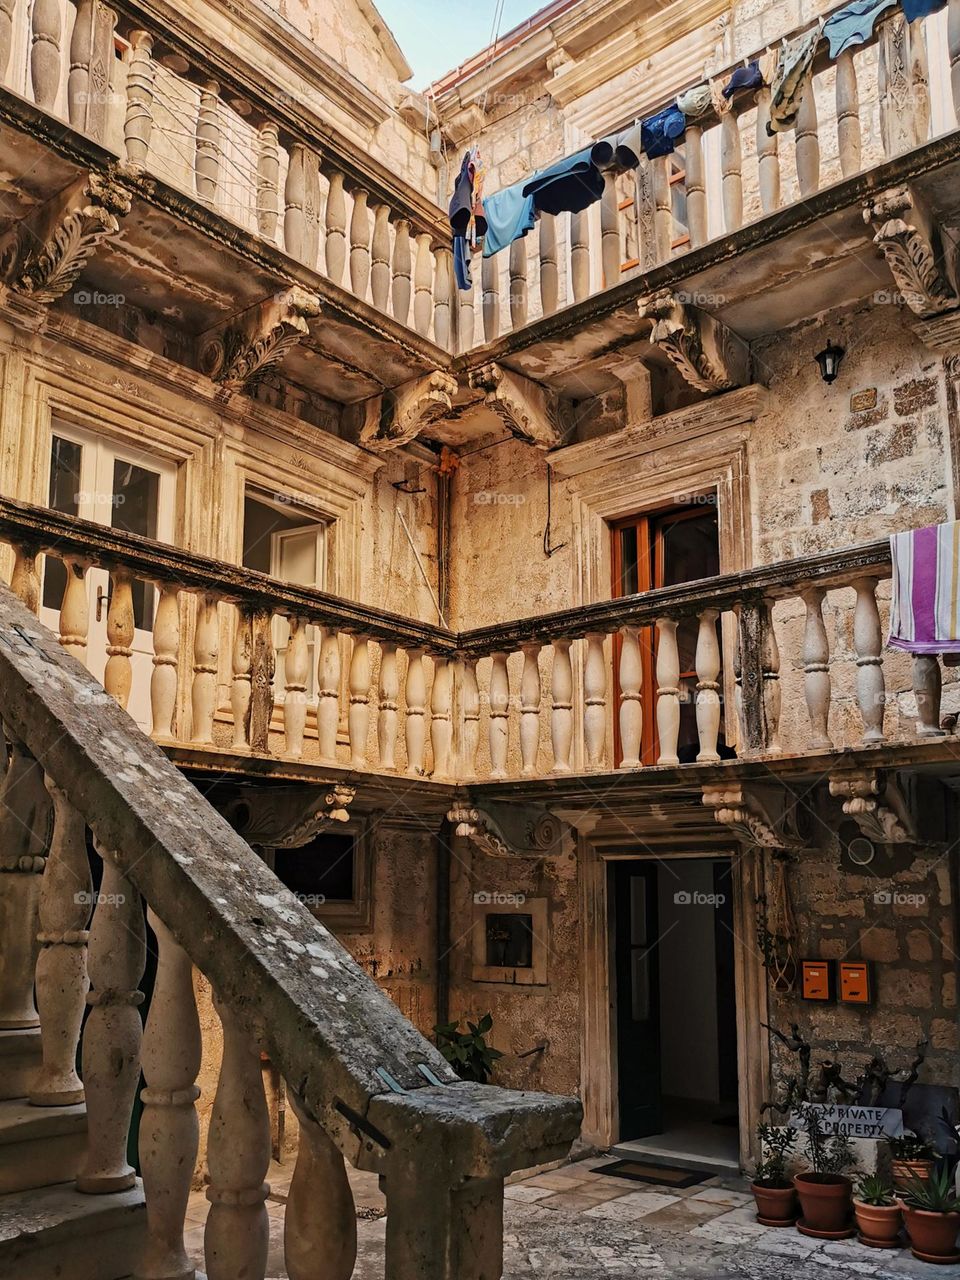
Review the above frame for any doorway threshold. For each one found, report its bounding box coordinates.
[611,1135,739,1176]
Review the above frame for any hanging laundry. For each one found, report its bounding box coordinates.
[640,103,686,159]
[889,521,960,654]
[470,148,487,233]
[723,61,764,99]
[449,149,488,291]
[521,147,604,215]
[482,182,537,258]
[453,235,472,291]
[901,0,946,18]
[677,83,713,120]
[823,0,897,57]
[767,22,822,134]
[590,123,643,171]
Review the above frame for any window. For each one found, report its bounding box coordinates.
[265,826,370,928]
[620,148,690,276]
[485,913,533,969]
[472,897,548,986]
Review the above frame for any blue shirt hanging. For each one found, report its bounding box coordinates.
[901,0,946,18]
[482,183,537,258]
[722,62,763,99]
[823,0,897,57]
[522,147,604,216]
[640,104,686,159]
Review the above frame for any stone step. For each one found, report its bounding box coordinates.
[0,1026,42,1100]
[0,1096,87,1194]
[0,1179,145,1280]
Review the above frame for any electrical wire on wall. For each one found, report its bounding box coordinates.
[543,463,567,558]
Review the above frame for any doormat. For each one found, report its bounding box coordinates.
[596,1160,712,1188]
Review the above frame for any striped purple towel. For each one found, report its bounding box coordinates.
[889,521,960,653]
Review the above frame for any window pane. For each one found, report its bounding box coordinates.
[485,913,533,968]
[273,833,355,906]
[43,436,83,611]
[112,459,160,629]
[619,526,639,596]
[631,950,651,1021]
[629,875,648,946]
[658,507,719,586]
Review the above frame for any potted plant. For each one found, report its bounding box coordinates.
[900,1165,960,1263]
[853,1173,903,1248]
[794,1109,858,1238]
[434,1013,503,1083]
[751,1123,800,1226]
[890,1133,935,1191]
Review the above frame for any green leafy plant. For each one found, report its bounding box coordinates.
[900,1165,960,1214]
[752,1123,799,1188]
[856,1173,895,1206]
[890,1133,935,1161]
[434,1013,503,1084]
[802,1108,858,1180]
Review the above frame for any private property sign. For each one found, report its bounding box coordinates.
[792,1104,904,1140]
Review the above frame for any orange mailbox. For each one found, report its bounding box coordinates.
[801,959,835,1002]
[839,961,872,1005]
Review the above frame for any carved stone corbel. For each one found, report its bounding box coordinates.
[863,186,959,319]
[639,290,751,393]
[467,363,566,449]
[360,370,458,451]
[223,783,356,849]
[828,770,917,845]
[198,285,321,394]
[448,802,563,859]
[1,168,135,305]
[702,783,808,850]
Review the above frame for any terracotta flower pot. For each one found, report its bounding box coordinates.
[892,1159,934,1193]
[794,1172,853,1235]
[902,1207,960,1264]
[751,1182,799,1226]
[854,1199,903,1248]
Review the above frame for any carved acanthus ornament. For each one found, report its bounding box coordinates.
[360,370,458,451]
[448,802,563,859]
[828,770,917,845]
[467,363,566,449]
[199,286,321,393]
[638,290,751,393]
[863,186,959,319]
[224,784,356,849]
[702,784,808,850]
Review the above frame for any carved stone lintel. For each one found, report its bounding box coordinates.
[360,370,458,451]
[198,286,321,394]
[863,186,959,319]
[639,290,751,393]
[828,769,917,845]
[448,802,563,859]
[914,311,960,353]
[224,783,356,848]
[467,363,566,449]
[702,783,807,850]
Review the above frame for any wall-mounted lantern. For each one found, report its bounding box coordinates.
[815,339,846,384]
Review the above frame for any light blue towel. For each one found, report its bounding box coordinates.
[482,183,536,258]
[823,0,896,57]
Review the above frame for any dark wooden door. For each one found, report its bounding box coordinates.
[614,861,663,1140]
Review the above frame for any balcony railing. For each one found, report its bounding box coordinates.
[1,496,952,786]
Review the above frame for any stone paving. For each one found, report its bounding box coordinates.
[185,1155,956,1279]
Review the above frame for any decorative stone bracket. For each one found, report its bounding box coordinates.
[1,167,136,306]
[702,783,809,850]
[863,186,959,319]
[448,802,563,859]
[360,370,458,451]
[467,363,567,449]
[198,286,321,394]
[639,290,752,394]
[828,769,917,845]
[223,783,356,849]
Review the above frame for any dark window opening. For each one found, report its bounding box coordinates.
[485,913,533,968]
[273,832,355,905]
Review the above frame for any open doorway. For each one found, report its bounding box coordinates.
[612,856,739,1171]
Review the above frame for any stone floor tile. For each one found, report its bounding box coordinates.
[755,1229,824,1257]
[526,1172,592,1190]
[540,1191,615,1211]
[506,1184,558,1203]
[688,1186,754,1208]
[583,1190,682,1219]
[690,1216,771,1245]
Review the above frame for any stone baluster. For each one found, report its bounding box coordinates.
[914,656,945,737]
[405,647,427,775]
[0,742,48,1032]
[431,656,453,779]
[509,238,528,331]
[195,80,221,205]
[317,628,341,763]
[756,88,781,213]
[570,209,590,303]
[879,12,923,157]
[59,557,89,663]
[325,170,347,283]
[377,641,399,769]
[600,170,621,287]
[30,780,91,1106]
[230,608,253,750]
[392,217,412,324]
[0,0,15,83]
[434,247,453,350]
[835,51,862,179]
[458,271,476,352]
[761,601,782,755]
[283,617,309,760]
[10,543,40,613]
[721,109,743,233]
[349,188,371,299]
[151,584,180,741]
[695,610,722,762]
[618,626,642,769]
[76,850,144,1193]
[794,80,820,198]
[461,658,480,779]
[104,570,135,710]
[583,633,607,769]
[488,652,510,780]
[204,998,270,1280]
[951,0,960,123]
[519,644,542,777]
[655,617,681,766]
[481,254,500,341]
[539,216,558,315]
[31,0,62,111]
[911,18,931,145]
[124,30,156,169]
[69,0,117,141]
[853,578,885,743]
[286,144,321,269]
[413,233,433,337]
[371,203,391,313]
[684,124,708,248]
[136,909,201,1280]
[348,635,371,769]
[653,157,672,263]
[256,123,281,242]
[801,587,833,750]
[191,594,219,745]
[284,1099,357,1280]
[551,638,573,773]
[249,609,275,754]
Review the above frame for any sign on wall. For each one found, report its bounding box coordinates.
[791,1103,904,1140]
